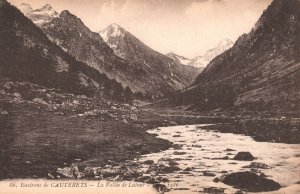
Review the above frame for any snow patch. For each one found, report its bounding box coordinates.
[189,39,234,68]
[99,23,124,42]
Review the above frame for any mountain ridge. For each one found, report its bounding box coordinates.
[0,1,131,101]
[20,4,200,98]
[99,23,202,97]
[164,0,300,112]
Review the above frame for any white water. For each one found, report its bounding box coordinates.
[136,124,300,194]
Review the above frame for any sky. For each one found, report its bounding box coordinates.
[9,0,272,58]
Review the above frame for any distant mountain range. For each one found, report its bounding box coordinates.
[164,0,300,112]
[17,3,200,98]
[167,39,234,69]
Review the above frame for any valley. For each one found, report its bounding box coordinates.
[0,0,299,193]
[0,78,299,181]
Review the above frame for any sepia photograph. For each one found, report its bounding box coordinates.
[0,0,299,193]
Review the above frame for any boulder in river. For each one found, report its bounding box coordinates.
[203,171,216,177]
[172,144,183,150]
[183,167,193,172]
[203,187,225,193]
[225,148,236,152]
[143,160,154,165]
[156,176,169,182]
[233,152,255,161]
[147,164,181,174]
[158,157,172,165]
[243,162,271,169]
[220,171,281,192]
[173,151,187,155]
[136,176,156,184]
[153,183,170,193]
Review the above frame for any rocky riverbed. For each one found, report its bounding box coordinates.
[56,125,300,194]
[141,125,300,193]
[1,79,299,194]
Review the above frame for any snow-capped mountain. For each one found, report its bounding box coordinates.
[167,39,233,69]
[99,23,201,96]
[189,39,234,68]
[99,24,127,59]
[202,39,234,63]
[100,23,124,42]
[166,52,191,66]
[20,3,199,97]
[1,0,127,99]
[18,3,59,26]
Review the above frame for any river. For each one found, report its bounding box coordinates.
[136,124,300,194]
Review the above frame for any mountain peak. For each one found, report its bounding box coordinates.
[60,10,72,17]
[34,3,57,14]
[18,2,33,14]
[41,4,53,10]
[24,3,58,26]
[111,23,122,29]
[108,23,125,33]
[100,23,125,42]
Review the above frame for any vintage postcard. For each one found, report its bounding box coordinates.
[0,0,299,193]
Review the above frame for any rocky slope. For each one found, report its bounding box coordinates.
[20,4,200,98]
[165,0,300,113]
[39,10,137,95]
[100,24,201,97]
[0,1,127,99]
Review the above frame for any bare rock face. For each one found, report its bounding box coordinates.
[233,152,255,161]
[220,171,281,192]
